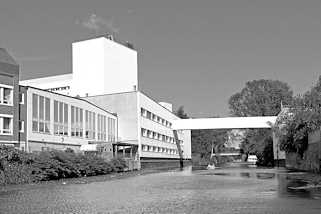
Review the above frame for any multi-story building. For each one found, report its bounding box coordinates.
[19,35,192,162]
[85,91,191,160]
[0,48,22,148]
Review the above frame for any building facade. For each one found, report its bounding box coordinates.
[0,49,22,147]
[23,86,117,153]
[18,35,192,161]
[85,91,192,160]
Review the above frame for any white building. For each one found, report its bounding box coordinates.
[72,37,138,97]
[20,35,192,160]
[85,91,191,160]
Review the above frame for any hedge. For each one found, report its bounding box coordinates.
[0,145,127,185]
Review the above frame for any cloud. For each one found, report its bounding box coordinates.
[79,14,119,34]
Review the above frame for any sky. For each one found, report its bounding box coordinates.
[1,0,320,117]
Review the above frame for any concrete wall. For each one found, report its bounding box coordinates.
[72,37,138,97]
[84,92,138,145]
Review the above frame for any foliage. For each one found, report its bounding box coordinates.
[229,79,293,166]
[275,76,321,156]
[174,106,189,119]
[191,129,227,161]
[0,146,127,185]
[239,129,274,166]
[228,79,293,116]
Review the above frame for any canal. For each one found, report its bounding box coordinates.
[0,165,321,213]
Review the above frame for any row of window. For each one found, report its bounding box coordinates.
[142,144,181,155]
[141,128,183,145]
[32,93,116,141]
[141,108,172,128]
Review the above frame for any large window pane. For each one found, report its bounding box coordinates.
[32,94,38,119]
[54,101,58,122]
[32,121,38,132]
[64,104,68,124]
[45,122,50,133]
[45,98,50,121]
[59,102,63,123]
[39,122,44,132]
[39,96,44,120]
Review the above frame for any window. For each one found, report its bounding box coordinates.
[142,145,148,151]
[146,111,151,119]
[19,120,24,132]
[19,93,24,104]
[85,110,96,139]
[71,106,83,138]
[32,94,50,134]
[54,101,68,136]
[108,117,116,142]
[0,86,13,105]
[141,108,146,117]
[0,116,12,134]
[98,114,107,141]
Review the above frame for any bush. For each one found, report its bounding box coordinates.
[0,146,127,185]
[0,162,34,185]
[109,158,127,172]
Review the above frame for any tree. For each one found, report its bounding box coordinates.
[275,76,321,157]
[229,79,294,166]
[175,106,189,119]
[191,129,227,163]
[229,79,293,116]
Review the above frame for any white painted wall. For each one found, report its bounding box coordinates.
[72,37,138,97]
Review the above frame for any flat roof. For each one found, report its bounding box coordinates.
[20,73,72,83]
[85,90,181,120]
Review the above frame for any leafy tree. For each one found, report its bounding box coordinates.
[275,76,321,157]
[229,79,293,116]
[175,106,189,119]
[191,129,227,162]
[229,79,293,166]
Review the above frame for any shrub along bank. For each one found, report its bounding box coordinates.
[0,145,127,185]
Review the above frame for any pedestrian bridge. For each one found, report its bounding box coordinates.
[172,116,277,130]
[171,116,283,166]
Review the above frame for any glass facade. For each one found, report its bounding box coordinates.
[54,100,68,136]
[32,94,50,134]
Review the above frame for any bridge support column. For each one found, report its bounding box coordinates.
[173,130,184,168]
[272,131,286,167]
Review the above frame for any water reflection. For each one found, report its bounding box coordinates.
[1,165,320,214]
[198,165,321,200]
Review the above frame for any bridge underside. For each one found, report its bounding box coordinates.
[172,116,277,130]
